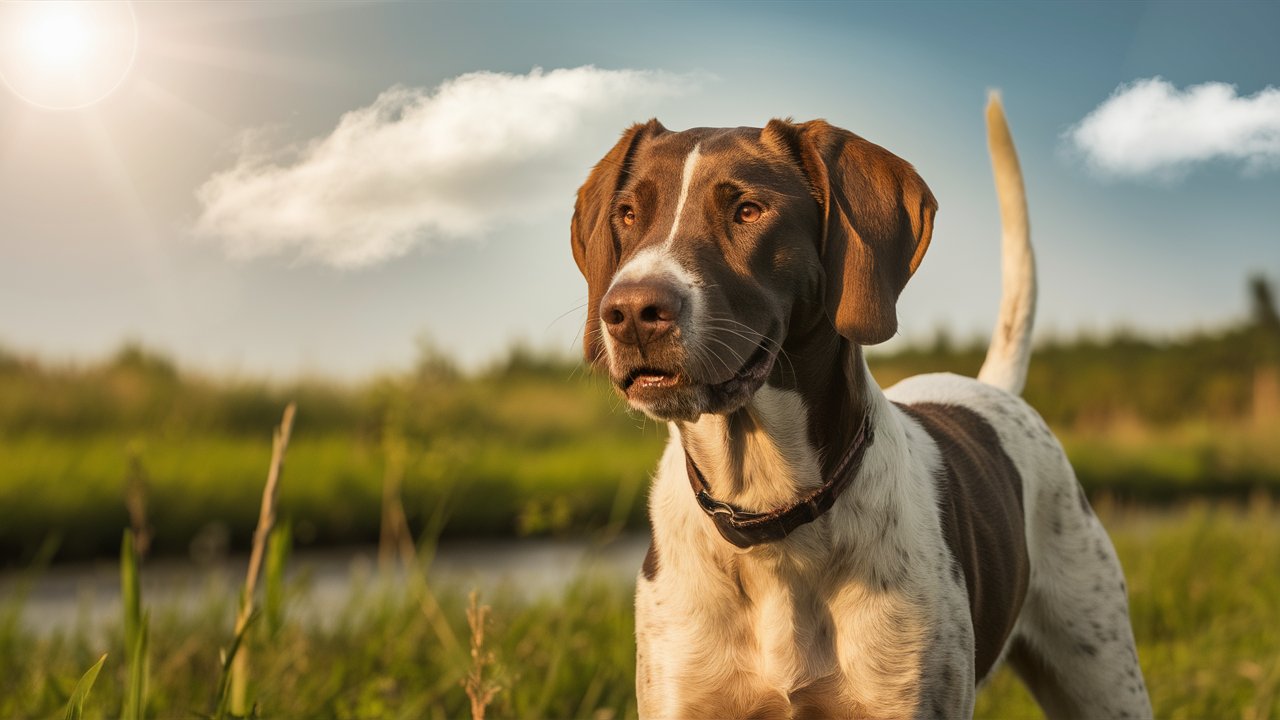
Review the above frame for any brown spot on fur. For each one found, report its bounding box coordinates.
[896,402,1030,683]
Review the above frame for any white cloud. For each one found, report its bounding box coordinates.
[1065,77,1280,180]
[194,66,697,267]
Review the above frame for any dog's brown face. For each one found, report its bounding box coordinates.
[572,119,937,421]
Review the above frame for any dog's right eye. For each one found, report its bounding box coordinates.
[735,202,763,224]
[620,206,637,227]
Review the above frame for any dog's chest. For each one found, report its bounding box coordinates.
[636,552,934,718]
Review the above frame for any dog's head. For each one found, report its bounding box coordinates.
[572,119,936,421]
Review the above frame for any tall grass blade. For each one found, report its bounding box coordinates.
[213,610,258,720]
[120,530,148,719]
[120,531,140,657]
[122,612,149,720]
[228,402,296,717]
[61,653,107,720]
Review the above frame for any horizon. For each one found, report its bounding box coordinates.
[4,271,1271,384]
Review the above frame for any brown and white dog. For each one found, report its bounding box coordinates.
[570,96,1152,719]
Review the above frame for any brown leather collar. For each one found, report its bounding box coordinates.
[685,410,874,548]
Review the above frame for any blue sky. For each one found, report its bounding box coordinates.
[1,1,1277,378]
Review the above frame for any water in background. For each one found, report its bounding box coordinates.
[1,534,649,638]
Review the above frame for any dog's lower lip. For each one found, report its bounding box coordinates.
[622,368,680,392]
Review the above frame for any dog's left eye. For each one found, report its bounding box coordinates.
[735,202,763,224]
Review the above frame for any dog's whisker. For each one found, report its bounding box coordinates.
[698,336,748,373]
[545,302,589,332]
[686,341,733,380]
[698,320,798,379]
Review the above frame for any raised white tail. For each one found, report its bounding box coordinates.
[977,92,1036,396]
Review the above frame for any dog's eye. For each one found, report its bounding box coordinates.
[735,202,763,224]
[620,206,637,227]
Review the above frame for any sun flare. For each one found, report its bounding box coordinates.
[0,0,138,110]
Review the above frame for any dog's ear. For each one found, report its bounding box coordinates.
[572,119,666,364]
[764,119,936,345]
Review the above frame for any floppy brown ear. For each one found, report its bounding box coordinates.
[765,119,937,345]
[571,119,666,364]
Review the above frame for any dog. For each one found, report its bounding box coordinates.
[570,95,1152,719]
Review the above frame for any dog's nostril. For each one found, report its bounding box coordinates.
[600,279,683,344]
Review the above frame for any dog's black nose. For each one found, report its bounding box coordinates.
[601,279,684,346]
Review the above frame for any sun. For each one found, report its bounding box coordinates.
[0,1,138,110]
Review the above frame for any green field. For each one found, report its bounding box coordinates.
[3,319,1279,564]
[3,501,1278,718]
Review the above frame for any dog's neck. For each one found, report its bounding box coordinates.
[677,323,874,513]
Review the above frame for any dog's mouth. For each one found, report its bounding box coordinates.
[617,337,777,418]
[621,367,683,393]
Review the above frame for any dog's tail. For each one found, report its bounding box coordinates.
[976,92,1036,396]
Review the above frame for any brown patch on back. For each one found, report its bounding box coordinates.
[897,402,1030,682]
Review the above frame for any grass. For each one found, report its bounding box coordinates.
[61,653,106,720]
[2,500,1278,718]
[0,572,638,718]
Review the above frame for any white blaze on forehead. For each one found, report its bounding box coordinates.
[603,143,707,363]
[609,142,704,289]
[663,143,702,250]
